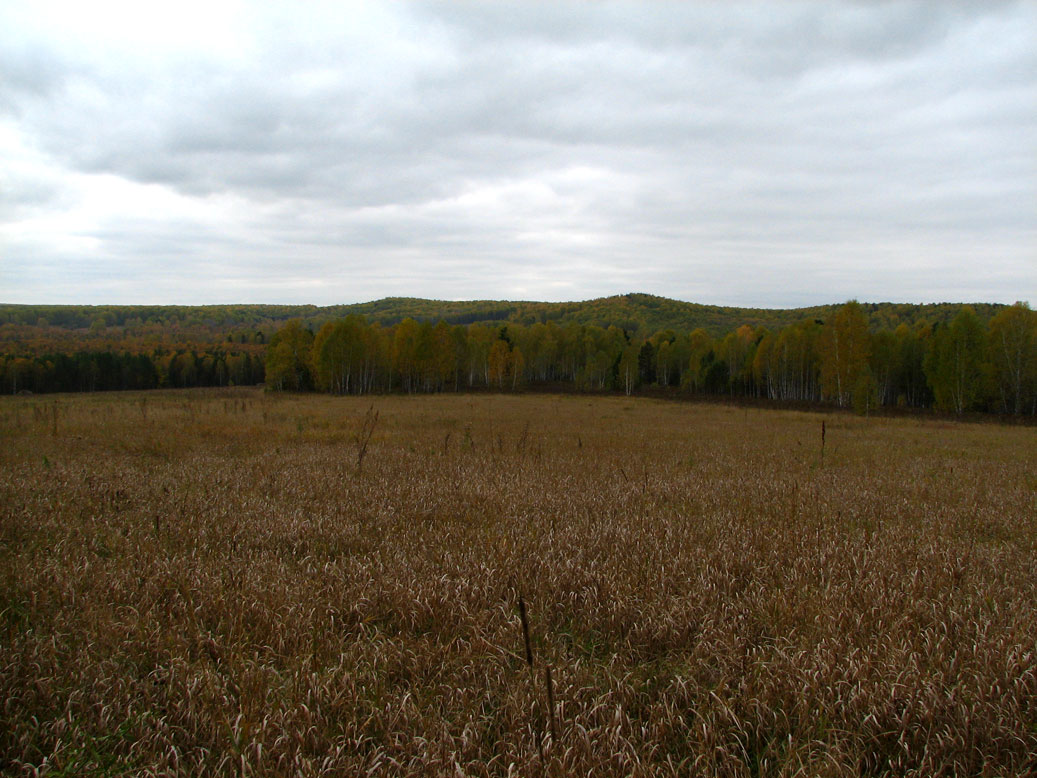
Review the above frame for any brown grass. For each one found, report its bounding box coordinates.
[1,388,1035,776]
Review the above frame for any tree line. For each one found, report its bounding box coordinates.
[1,348,265,394]
[4,300,1033,415]
[265,301,1037,416]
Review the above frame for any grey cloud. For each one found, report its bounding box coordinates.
[1,0,1033,306]
[0,47,69,110]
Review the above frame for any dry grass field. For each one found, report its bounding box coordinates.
[1,388,1035,776]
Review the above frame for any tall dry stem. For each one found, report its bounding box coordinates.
[355,405,379,474]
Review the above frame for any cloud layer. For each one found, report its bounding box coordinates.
[2,0,1034,306]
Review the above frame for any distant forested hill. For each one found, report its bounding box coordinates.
[0,294,1008,343]
[3,296,1031,414]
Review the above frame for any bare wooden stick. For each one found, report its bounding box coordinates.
[519,596,534,670]
[518,595,545,768]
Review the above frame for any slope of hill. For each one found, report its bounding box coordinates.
[0,294,1007,343]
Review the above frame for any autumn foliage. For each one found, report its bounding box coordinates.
[3,300,1035,416]
[284,302,1036,416]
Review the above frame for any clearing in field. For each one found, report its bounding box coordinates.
[1,389,1035,776]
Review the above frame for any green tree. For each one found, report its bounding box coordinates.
[852,366,880,416]
[5,357,33,393]
[429,320,458,391]
[525,322,559,383]
[488,339,512,389]
[751,332,775,398]
[891,323,930,408]
[779,320,822,402]
[682,328,713,392]
[869,330,897,406]
[465,324,494,387]
[819,301,870,407]
[650,332,683,388]
[637,340,655,385]
[717,324,756,395]
[391,318,420,392]
[987,302,1037,414]
[413,321,437,392]
[313,315,366,393]
[924,307,986,413]
[619,343,640,395]
[266,320,313,391]
[509,347,526,390]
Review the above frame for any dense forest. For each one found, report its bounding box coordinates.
[0,294,1006,339]
[2,296,1033,415]
[261,301,1036,416]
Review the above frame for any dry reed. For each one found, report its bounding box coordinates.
[1,388,1035,776]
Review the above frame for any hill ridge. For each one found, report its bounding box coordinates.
[0,294,1008,339]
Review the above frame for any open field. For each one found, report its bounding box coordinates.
[2,389,1035,776]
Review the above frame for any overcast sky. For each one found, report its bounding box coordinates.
[1,1,1034,308]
